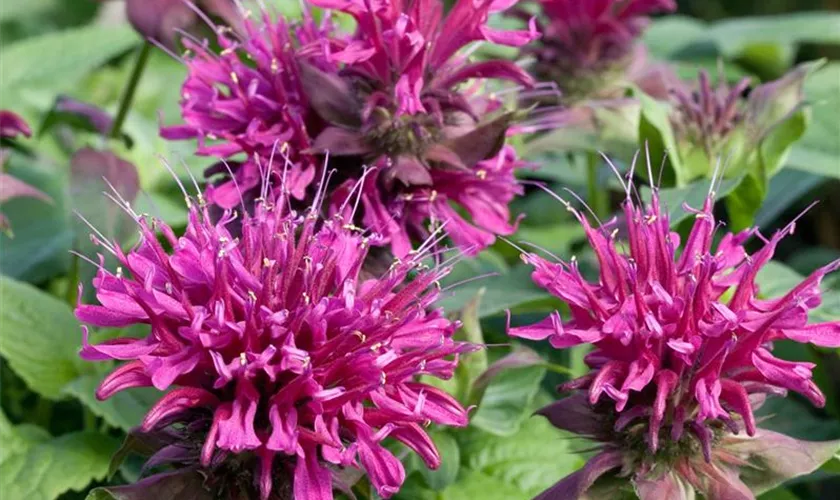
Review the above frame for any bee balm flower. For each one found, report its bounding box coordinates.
[77,185,472,500]
[524,0,676,101]
[509,180,840,499]
[300,0,538,256]
[161,9,334,207]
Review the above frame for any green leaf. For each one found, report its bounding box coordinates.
[643,16,708,59]
[0,25,139,98]
[788,63,840,180]
[0,154,72,283]
[461,412,585,496]
[640,175,742,227]
[634,88,685,187]
[1,429,120,500]
[62,374,158,432]
[0,276,83,399]
[0,0,56,22]
[415,431,460,491]
[754,170,825,228]
[706,13,840,59]
[470,364,546,437]
[438,264,551,319]
[438,471,526,500]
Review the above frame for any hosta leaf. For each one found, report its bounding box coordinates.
[1,429,119,500]
[61,374,158,432]
[0,276,82,399]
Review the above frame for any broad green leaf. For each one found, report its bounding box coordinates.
[62,375,158,432]
[0,276,83,399]
[438,264,551,318]
[754,170,825,228]
[470,364,546,436]
[640,175,742,227]
[496,223,587,261]
[0,154,72,283]
[634,88,685,187]
[0,25,139,98]
[461,412,584,496]
[643,16,707,59]
[788,63,840,180]
[1,430,119,500]
[707,13,840,59]
[414,431,460,491]
[438,471,525,500]
[755,261,807,299]
[0,0,56,22]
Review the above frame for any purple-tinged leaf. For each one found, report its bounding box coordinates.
[533,451,623,500]
[535,393,609,438]
[299,61,362,129]
[444,111,516,167]
[721,429,840,495]
[635,471,694,500]
[0,173,52,204]
[39,96,133,148]
[89,468,212,500]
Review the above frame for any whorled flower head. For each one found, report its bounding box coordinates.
[76,184,473,500]
[508,181,840,499]
[523,0,675,101]
[670,69,752,159]
[161,9,334,207]
[120,0,244,48]
[300,0,538,257]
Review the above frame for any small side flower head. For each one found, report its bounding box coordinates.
[508,166,840,499]
[161,8,334,207]
[300,0,538,257]
[76,173,474,500]
[524,0,676,101]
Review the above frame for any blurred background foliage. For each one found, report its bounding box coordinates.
[0,0,839,499]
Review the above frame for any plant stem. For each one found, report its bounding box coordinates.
[586,151,609,219]
[65,250,80,306]
[109,42,152,139]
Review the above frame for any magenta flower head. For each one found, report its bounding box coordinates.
[524,0,676,101]
[508,176,840,498]
[299,0,538,257]
[76,182,473,499]
[161,9,334,208]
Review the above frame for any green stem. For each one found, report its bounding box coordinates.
[109,42,152,139]
[65,250,80,306]
[586,152,609,219]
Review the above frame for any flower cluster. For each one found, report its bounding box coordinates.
[298,0,537,257]
[161,9,333,207]
[524,0,676,101]
[76,188,472,499]
[510,186,840,498]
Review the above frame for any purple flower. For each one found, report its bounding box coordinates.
[119,0,243,47]
[0,110,53,235]
[524,0,676,101]
[508,184,840,498]
[301,0,537,257]
[77,189,472,499]
[161,9,333,207]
